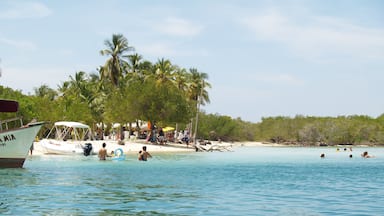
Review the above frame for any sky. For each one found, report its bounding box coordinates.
[0,0,383,123]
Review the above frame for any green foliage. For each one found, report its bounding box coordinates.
[130,78,192,126]
[2,84,384,145]
[0,34,208,133]
[0,86,35,122]
[253,115,384,145]
[197,113,254,142]
[99,34,134,86]
[34,84,57,101]
[55,96,93,125]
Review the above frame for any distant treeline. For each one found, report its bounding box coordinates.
[255,115,384,145]
[1,85,384,145]
[199,114,384,146]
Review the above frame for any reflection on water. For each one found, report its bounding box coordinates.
[1,147,384,215]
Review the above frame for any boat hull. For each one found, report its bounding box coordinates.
[0,123,43,168]
[39,139,98,155]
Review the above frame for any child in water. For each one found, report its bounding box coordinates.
[138,146,152,161]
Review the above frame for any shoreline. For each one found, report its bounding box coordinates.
[31,140,383,157]
[32,139,196,156]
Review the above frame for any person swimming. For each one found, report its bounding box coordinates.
[361,151,374,158]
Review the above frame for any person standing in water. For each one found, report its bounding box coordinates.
[98,143,108,160]
[139,146,152,161]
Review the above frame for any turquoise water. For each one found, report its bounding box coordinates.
[1,146,384,215]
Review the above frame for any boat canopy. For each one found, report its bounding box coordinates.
[54,121,90,129]
[0,100,18,112]
[45,121,92,141]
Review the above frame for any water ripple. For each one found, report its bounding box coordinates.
[1,147,384,215]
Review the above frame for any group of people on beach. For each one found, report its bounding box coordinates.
[146,126,191,146]
[98,143,152,161]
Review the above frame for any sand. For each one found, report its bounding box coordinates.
[31,139,195,156]
[31,140,283,157]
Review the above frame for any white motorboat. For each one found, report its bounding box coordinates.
[38,121,96,155]
[0,99,44,168]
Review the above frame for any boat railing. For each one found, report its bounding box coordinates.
[0,116,24,131]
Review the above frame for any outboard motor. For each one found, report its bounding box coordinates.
[83,143,93,156]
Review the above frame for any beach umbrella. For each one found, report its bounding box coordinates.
[163,126,175,132]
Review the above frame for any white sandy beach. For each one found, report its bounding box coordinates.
[31,140,285,157]
[32,139,195,156]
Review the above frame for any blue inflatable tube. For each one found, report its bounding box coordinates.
[112,148,125,161]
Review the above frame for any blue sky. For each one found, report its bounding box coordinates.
[1,0,383,123]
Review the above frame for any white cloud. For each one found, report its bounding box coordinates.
[240,9,384,59]
[0,37,37,50]
[0,66,73,94]
[138,42,177,58]
[137,41,209,59]
[154,17,203,37]
[249,73,303,85]
[57,49,75,57]
[0,2,52,19]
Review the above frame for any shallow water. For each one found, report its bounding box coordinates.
[1,146,383,215]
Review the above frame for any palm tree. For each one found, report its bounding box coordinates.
[127,53,142,74]
[69,71,87,99]
[173,67,190,92]
[125,53,149,83]
[187,68,211,143]
[152,58,175,86]
[69,71,101,108]
[188,68,211,105]
[99,34,134,87]
[57,81,70,98]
